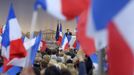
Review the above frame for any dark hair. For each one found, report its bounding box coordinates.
[66,59,73,64]
[45,48,52,55]
[85,56,93,75]
[41,60,48,69]
[44,66,61,75]
[51,49,57,55]
[61,68,71,75]
[33,67,41,75]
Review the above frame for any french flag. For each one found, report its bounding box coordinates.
[55,23,63,46]
[1,4,27,72]
[7,32,42,67]
[0,34,41,74]
[34,0,89,20]
[88,0,134,74]
[61,35,69,50]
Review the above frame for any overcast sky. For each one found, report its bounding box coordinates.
[0,0,76,33]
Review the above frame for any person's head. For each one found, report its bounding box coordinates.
[43,55,50,63]
[44,66,61,75]
[41,60,49,69]
[61,68,71,75]
[51,49,57,55]
[33,67,41,75]
[66,64,77,75]
[45,48,52,55]
[66,29,69,32]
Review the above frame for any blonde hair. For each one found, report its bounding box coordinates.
[66,64,78,75]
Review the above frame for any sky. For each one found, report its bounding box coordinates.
[0,0,77,33]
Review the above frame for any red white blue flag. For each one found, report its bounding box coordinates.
[1,4,27,72]
[88,0,134,74]
[55,23,63,46]
[34,0,89,20]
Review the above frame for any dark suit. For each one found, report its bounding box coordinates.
[65,32,72,36]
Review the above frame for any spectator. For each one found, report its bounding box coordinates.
[61,68,71,75]
[44,66,61,75]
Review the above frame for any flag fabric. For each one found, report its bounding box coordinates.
[38,40,47,52]
[7,32,42,67]
[59,24,63,44]
[73,40,80,50]
[22,35,25,42]
[61,34,69,50]
[0,66,21,75]
[88,0,134,75]
[68,36,76,48]
[0,25,2,35]
[0,37,37,74]
[34,0,89,20]
[55,24,59,41]
[55,23,63,46]
[77,10,96,56]
[90,53,98,72]
[30,32,42,64]
[22,36,29,42]
[1,4,27,72]
[69,36,76,48]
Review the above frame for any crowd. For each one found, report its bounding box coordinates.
[0,46,94,75]
[20,47,94,75]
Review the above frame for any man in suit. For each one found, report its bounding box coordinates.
[65,29,72,36]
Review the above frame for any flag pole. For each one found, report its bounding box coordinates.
[25,10,38,67]
[97,48,105,75]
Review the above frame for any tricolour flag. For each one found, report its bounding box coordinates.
[7,32,42,67]
[88,0,134,75]
[1,4,27,72]
[55,23,63,46]
[0,33,39,74]
[34,0,89,20]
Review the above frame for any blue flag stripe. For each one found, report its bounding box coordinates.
[34,0,47,11]
[92,0,129,30]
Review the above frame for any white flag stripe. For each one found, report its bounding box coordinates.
[9,18,22,41]
[8,37,37,67]
[113,0,134,54]
[7,58,26,67]
[46,0,66,20]
[24,38,36,50]
[86,9,107,50]
[2,46,10,59]
[69,36,76,48]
